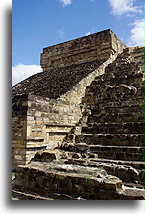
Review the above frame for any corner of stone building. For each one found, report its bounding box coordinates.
[12,94,29,170]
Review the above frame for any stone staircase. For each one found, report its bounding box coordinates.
[60,47,144,185]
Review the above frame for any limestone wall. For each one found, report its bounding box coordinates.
[25,94,81,163]
[12,95,28,168]
[40,29,125,71]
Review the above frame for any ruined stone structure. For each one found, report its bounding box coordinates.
[12,29,144,200]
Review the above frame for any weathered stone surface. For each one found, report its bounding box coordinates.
[103,175,122,191]
[13,163,144,200]
[33,149,61,162]
[72,153,81,159]
[12,30,143,200]
[75,143,89,152]
[40,29,125,71]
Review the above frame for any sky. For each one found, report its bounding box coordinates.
[12,0,144,85]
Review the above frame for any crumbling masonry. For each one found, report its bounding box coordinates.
[12,29,144,200]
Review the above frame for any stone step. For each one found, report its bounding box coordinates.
[95,150,143,162]
[88,112,143,123]
[87,158,144,170]
[89,145,144,154]
[75,134,144,147]
[12,189,54,200]
[131,48,144,61]
[90,104,143,115]
[89,145,143,161]
[93,100,143,110]
[82,122,144,134]
[92,70,143,85]
[84,96,143,107]
[65,157,144,171]
[93,74,143,88]
[90,76,143,91]
[85,88,143,100]
[105,60,141,76]
[65,158,144,183]
[12,189,82,200]
[123,182,143,189]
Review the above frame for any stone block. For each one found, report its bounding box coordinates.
[103,176,122,191]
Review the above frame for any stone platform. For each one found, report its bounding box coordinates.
[12,161,144,200]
